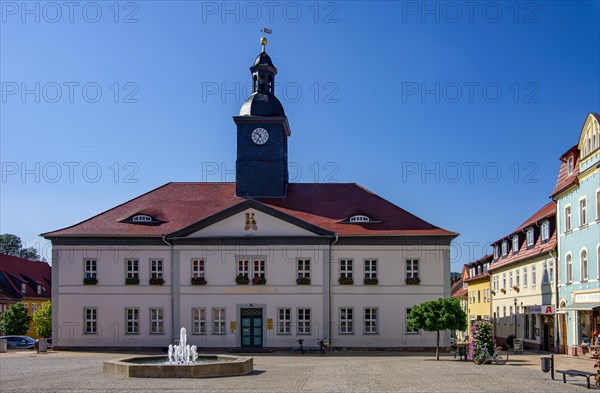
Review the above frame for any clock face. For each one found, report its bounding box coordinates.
[251,128,269,145]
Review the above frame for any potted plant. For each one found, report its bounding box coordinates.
[405,277,421,285]
[338,276,354,285]
[512,286,520,292]
[364,278,379,285]
[125,277,140,285]
[252,276,266,285]
[149,277,165,285]
[83,277,97,285]
[296,277,311,285]
[191,277,207,285]
[500,288,507,294]
[491,290,496,295]
[236,274,250,285]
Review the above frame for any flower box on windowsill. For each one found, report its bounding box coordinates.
[149,277,165,285]
[296,277,311,285]
[491,290,496,296]
[405,277,421,285]
[236,274,250,285]
[512,286,520,292]
[83,277,98,285]
[500,288,507,294]
[191,277,207,286]
[125,277,140,285]
[364,278,379,285]
[338,276,354,285]
[252,276,267,285]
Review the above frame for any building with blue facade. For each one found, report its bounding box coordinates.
[552,112,600,355]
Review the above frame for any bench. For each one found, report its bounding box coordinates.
[556,369,595,389]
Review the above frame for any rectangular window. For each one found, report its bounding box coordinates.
[20,283,26,293]
[192,259,205,278]
[340,259,353,279]
[192,308,206,334]
[406,308,417,333]
[502,273,506,289]
[503,306,507,324]
[502,241,508,256]
[496,307,500,322]
[126,259,138,279]
[406,259,419,279]
[237,259,250,278]
[483,289,487,303]
[509,306,513,325]
[126,308,139,334]
[526,229,534,246]
[580,198,587,226]
[541,221,550,241]
[516,269,520,288]
[493,245,499,260]
[542,262,548,285]
[37,285,41,295]
[523,267,528,287]
[253,259,265,279]
[364,308,378,334]
[150,259,163,279]
[84,259,97,279]
[31,303,38,314]
[565,206,572,232]
[297,259,310,279]
[549,260,554,284]
[509,271,513,289]
[277,308,291,335]
[364,259,377,280]
[150,308,164,334]
[531,265,537,287]
[567,156,573,174]
[477,290,481,303]
[297,308,311,335]
[211,308,226,335]
[512,236,519,253]
[339,308,353,334]
[84,307,97,334]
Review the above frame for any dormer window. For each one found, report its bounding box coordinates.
[132,214,152,222]
[493,245,499,260]
[21,283,26,293]
[349,215,371,223]
[501,240,508,257]
[541,220,550,241]
[512,235,519,253]
[37,285,42,295]
[567,156,573,174]
[526,228,534,247]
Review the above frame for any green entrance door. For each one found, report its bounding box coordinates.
[241,308,263,347]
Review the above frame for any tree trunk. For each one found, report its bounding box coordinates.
[436,330,440,360]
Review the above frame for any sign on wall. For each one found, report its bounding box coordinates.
[527,305,554,315]
[267,318,273,330]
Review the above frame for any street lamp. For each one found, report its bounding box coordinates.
[514,298,518,338]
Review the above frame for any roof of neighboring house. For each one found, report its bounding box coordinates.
[551,145,580,198]
[42,182,458,238]
[463,254,493,283]
[489,202,557,271]
[0,254,51,301]
[451,275,467,298]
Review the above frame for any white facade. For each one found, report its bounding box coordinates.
[50,208,451,349]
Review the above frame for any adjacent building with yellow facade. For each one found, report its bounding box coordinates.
[464,255,492,331]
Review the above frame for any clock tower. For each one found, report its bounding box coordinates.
[234,36,291,198]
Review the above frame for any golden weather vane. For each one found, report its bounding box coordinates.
[260,27,272,52]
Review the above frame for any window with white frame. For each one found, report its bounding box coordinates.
[297,259,310,279]
[406,308,417,333]
[565,206,572,232]
[531,265,537,287]
[483,262,489,274]
[581,250,588,281]
[253,259,266,279]
[126,259,138,278]
[212,308,225,335]
[37,285,41,295]
[192,259,205,278]
[502,273,506,289]
[340,259,353,279]
[526,228,534,247]
[31,303,37,314]
[339,308,353,334]
[549,259,555,283]
[483,289,487,302]
[237,259,250,279]
[126,308,139,334]
[84,259,97,279]
[84,307,97,334]
[297,308,311,335]
[277,308,291,335]
[502,240,508,256]
[567,156,573,174]
[566,254,573,283]
[541,221,550,241]
[477,290,481,303]
[503,306,507,324]
[509,306,513,325]
[406,259,419,279]
[364,259,377,280]
[493,245,499,260]
[192,308,206,334]
[150,259,163,279]
[512,236,519,253]
[509,271,513,289]
[150,308,164,334]
[20,283,26,293]
[516,269,520,288]
[364,308,378,334]
[580,198,588,226]
[523,267,528,287]
[542,262,548,285]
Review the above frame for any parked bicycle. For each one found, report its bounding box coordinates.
[473,344,508,365]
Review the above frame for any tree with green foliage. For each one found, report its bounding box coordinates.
[33,302,52,338]
[0,233,42,261]
[0,302,32,335]
[407,298,467,360]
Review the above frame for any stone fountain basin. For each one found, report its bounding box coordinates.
[103,355,253,378]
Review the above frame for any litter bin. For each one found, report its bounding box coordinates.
[540,354,554,380]
[0,339,7,353]
[37,338,48,353]
[458,345,466,360]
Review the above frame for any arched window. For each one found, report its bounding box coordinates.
[349,215,371,223]
[132,214,152,222]
[581,249,588,282]
[566,253,573,283]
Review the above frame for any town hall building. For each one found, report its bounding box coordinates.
[43,38,457,349]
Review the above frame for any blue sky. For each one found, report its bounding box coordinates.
[1,1,599,270]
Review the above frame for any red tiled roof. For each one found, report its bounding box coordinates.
[489,202,557,272]
[551,145,579,197]
[451,277,467,297]
[0,254,51,301]
[42,183,457,238]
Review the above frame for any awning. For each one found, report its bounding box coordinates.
[557,303,600,312]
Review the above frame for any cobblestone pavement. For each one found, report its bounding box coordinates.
[0,350,597,392]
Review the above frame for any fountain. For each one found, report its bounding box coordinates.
[103,327,253,378]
